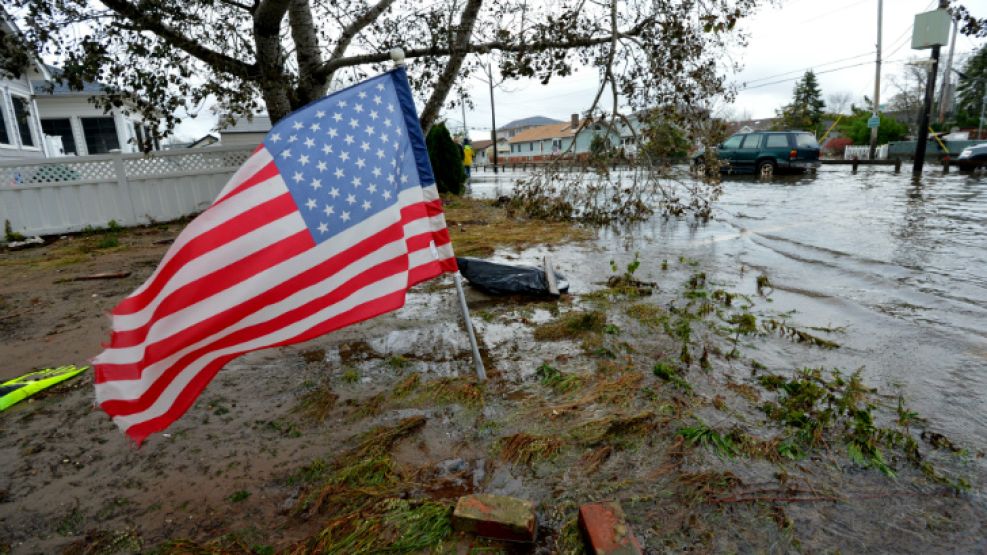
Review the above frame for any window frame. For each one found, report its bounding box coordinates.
[40,117,78,155]
[9,93,40,150]
[764,134,791,148]
[0,91,18,148]
[739,134,762,149]
[81,116,121,155]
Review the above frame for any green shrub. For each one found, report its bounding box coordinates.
[425,122,465,195]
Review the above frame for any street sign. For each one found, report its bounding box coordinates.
[868,116,881,129]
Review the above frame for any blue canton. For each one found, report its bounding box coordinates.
[264,73,420,244]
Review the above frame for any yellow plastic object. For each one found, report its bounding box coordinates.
[0,365,89,411]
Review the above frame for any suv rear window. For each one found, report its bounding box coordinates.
[796,133,818,147]
[740,134,762,148]
[765,134,789,148]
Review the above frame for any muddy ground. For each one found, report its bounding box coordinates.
[1,200,984,554]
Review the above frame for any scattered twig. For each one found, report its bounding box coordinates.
[57,271,132,283]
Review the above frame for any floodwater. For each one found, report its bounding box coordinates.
[471,165,987,468]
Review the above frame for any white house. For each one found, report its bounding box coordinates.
[0,12,49,161]
[30,66,159,156]
[1,8,157,160]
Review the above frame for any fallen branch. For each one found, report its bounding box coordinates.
[65,272,132,282]
[709,494,841,505]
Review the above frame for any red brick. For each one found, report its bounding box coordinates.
[452,493,537,543]
[578,501,643,555]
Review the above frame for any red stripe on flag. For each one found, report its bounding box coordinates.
[95,221,406,384]
[113,193,298,316]
[109,229,313,349]
[405,228,452,252]
[99,254,409,417]
[121,288,408,445]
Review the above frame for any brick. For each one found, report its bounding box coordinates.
[578,501,643,555]
[452,493,537,543]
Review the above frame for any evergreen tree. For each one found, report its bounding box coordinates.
[775,71,826,133]
[955,45,987,125]
[425,122,466,196]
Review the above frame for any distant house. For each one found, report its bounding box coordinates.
[505,114,620,162]
[726,118,779,135]
[0,12,50,161]
[31,66,160,156]
[496,116,563,141]
[218,114,271,148]
[470,139,493,165]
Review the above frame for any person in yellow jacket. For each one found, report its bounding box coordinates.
[462,139,474,179]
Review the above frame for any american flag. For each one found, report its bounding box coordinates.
[93,68,457,444]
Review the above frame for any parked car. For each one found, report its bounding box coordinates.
[956,143,987,172]
[692,131,821,177]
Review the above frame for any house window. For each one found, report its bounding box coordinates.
[81,117,120,154]
[0,96,10,145]
[529,143,533,152]
[11,96,35,148]
[41,118,78,155]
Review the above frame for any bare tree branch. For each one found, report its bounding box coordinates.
[98,0,256,78]
[417,0,484,132]
[322,0,400,86]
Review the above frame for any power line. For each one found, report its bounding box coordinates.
[739,58,912,91]
[741,51,876,86]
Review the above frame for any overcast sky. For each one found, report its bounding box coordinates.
[173,0,985,141]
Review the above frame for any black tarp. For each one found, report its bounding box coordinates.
[456,257,568,296]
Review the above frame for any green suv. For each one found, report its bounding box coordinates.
[692,131,821,177]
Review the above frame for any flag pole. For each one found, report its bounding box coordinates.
[391,48,487,381]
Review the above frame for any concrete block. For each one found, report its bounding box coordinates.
[452,493,536,543]
[578,501,643,555]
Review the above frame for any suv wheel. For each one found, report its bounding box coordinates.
[757,160,776,178]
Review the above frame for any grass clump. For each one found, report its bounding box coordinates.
[533,310,607,341]
[757,369,922,479]
[295,382,338,422]
[570,411,655,447]
[296,417,427,516]
[535,363,583,394]
[416,377,483,409]
[677,421,737,459]
[653,362,691,392]
[391,373,421,398]
[304,498,452,554]
[499,433,565,466]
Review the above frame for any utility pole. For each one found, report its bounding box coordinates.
[913,0,949,175]
[938,17,958,124]
[485,62,499,173]
[869,0,883,160]
[460,96,468,140]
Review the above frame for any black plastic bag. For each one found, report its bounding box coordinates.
[456,257,568,296]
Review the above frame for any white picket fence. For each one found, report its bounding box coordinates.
[0,146,253,236]
[844,145,888,160]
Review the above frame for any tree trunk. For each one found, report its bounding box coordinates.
[253,0,293,122]
[418,0,484,133]
[288,0,326,107]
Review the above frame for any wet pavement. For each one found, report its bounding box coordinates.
[471,166,987,468]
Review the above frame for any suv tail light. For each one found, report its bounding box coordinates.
[789,148,797,160]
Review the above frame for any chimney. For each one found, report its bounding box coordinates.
[570,113,579,129]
